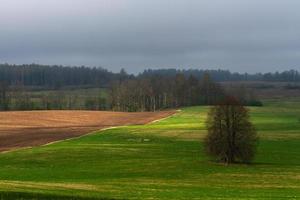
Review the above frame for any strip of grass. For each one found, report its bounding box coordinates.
[0,99,299,199]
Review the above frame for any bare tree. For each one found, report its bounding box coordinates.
[204,97,258,164]
[108,73,226,112]
[199,73,224,105]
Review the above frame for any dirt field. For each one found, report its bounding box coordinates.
[0,110,175,152]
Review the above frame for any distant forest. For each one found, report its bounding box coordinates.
[0,64,130,88]
[0,64,299,88]
[139,69,300,82]
[0,63,298,111]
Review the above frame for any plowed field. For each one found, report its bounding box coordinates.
[0,110,175,152]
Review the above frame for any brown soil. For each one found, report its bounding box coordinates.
[0,110,175,152]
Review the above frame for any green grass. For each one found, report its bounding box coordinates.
[0,99,299,199]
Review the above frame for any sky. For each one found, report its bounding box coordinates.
[0,0,300,73]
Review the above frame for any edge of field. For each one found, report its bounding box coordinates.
[1,111,179,154]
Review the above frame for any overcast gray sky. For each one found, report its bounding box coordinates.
[0,0,299,73]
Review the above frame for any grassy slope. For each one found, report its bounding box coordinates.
[0,99,299,199]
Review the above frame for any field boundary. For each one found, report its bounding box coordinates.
[147,110,180,124]
[1,111,178,154]
[41,110,178,147]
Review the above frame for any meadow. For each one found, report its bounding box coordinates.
[0,98,299,199]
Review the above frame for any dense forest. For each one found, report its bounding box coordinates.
[139,69,300,82]
[0,64,131,88]
[0,64,299,89]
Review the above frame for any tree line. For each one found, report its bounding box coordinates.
[110,73,223,112]
[139,69,300,82]
[0,64,130,88]
[0,64,299,90]
[0,72,262,111]
[109,73,261,112]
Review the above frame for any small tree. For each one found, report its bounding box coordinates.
[204,97,258,164]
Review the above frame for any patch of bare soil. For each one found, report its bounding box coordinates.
[0,110,175,152]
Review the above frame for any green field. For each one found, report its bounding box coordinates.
[0,99,299,199]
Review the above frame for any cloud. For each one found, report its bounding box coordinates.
[0,0,300,73]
